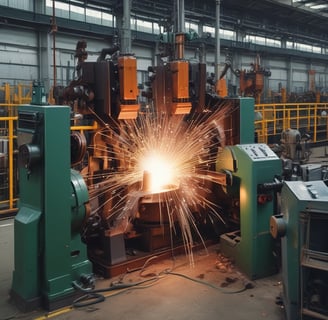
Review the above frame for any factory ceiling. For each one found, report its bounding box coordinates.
[292,0,328,15]
[55,0,328,27]
[55,0,328,46]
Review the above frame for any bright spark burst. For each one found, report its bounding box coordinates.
[141,153,177,192]
[85,102,233,264]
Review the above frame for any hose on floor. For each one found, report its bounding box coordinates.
[72,276,161,308]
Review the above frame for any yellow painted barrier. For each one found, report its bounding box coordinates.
[255,102,328,144]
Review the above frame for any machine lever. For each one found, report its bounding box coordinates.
[257,181,283,193]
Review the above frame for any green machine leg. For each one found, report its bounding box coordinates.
[217,143,282,279]
[11,104,93,311]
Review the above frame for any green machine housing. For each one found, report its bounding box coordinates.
[11,104,93,311]
[216,143,282,279]
[271,180,328,320]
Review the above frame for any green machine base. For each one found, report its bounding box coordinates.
[11,104,93,311]
[217,143,282,279]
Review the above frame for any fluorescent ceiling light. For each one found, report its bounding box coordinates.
[310,4,328,9]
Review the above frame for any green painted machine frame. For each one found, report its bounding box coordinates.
[217,143,282,279]
[274,180,328,320]
[11,104,92,311]
[221,97,255,145]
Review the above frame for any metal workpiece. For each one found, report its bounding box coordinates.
[11,104,93,311]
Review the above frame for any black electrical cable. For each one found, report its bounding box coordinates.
[72,276,162,308]
[72,253,250,308]
[72,293,105,308]
[162,270,248,294]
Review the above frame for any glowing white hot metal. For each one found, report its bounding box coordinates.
[86,102,233,264]
[141,153,178,193]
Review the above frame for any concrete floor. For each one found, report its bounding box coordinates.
[0,218,286,320]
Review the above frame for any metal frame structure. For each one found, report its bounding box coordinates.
[255,102,328,144]
[0,99,327,217]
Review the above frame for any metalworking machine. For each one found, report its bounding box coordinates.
[11,30,283,313]
[238,54,271,104]
[270,180,328,320]
[273,128,328,182]
[216,143,282,279]
[11,84,93,311]
[215,54,271,103]
[51,32,273,281]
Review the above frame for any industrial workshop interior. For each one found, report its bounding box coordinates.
[1,0,328,319]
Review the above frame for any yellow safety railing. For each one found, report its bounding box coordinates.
[0,83,34,216]
[255,102,328,144]
[0,115,19,215]
[0,83,33,109]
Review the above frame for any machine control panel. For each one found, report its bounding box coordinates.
[237,144,278,161]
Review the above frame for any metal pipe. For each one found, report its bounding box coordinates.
[37,31,41,81]
[215,0,221,83]
[121,0,131,54]
[177,0,185,33]
[175,0,185,59]
[175,33,185,60]
[51,1,57,87]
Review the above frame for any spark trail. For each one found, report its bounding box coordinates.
[84,101,234,264]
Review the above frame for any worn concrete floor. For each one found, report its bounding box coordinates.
[0,218,286,320]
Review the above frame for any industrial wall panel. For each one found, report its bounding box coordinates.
[137,58,152,71]
[6,0,29,10]
[267,59,287,68]
[70,12,85,22]
[292,61,308,69]
[312,64,327,73]
[0,64,38,82]
[270,68,287,79]
[0,28,37,47]
[0,48,37,65]
[316,73,327,87]
[292,71,307,82]
[269,67,288,91]
[56,8,70,19]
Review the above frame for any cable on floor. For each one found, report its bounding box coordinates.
[162,270,248,294]
[72,275,161,308]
